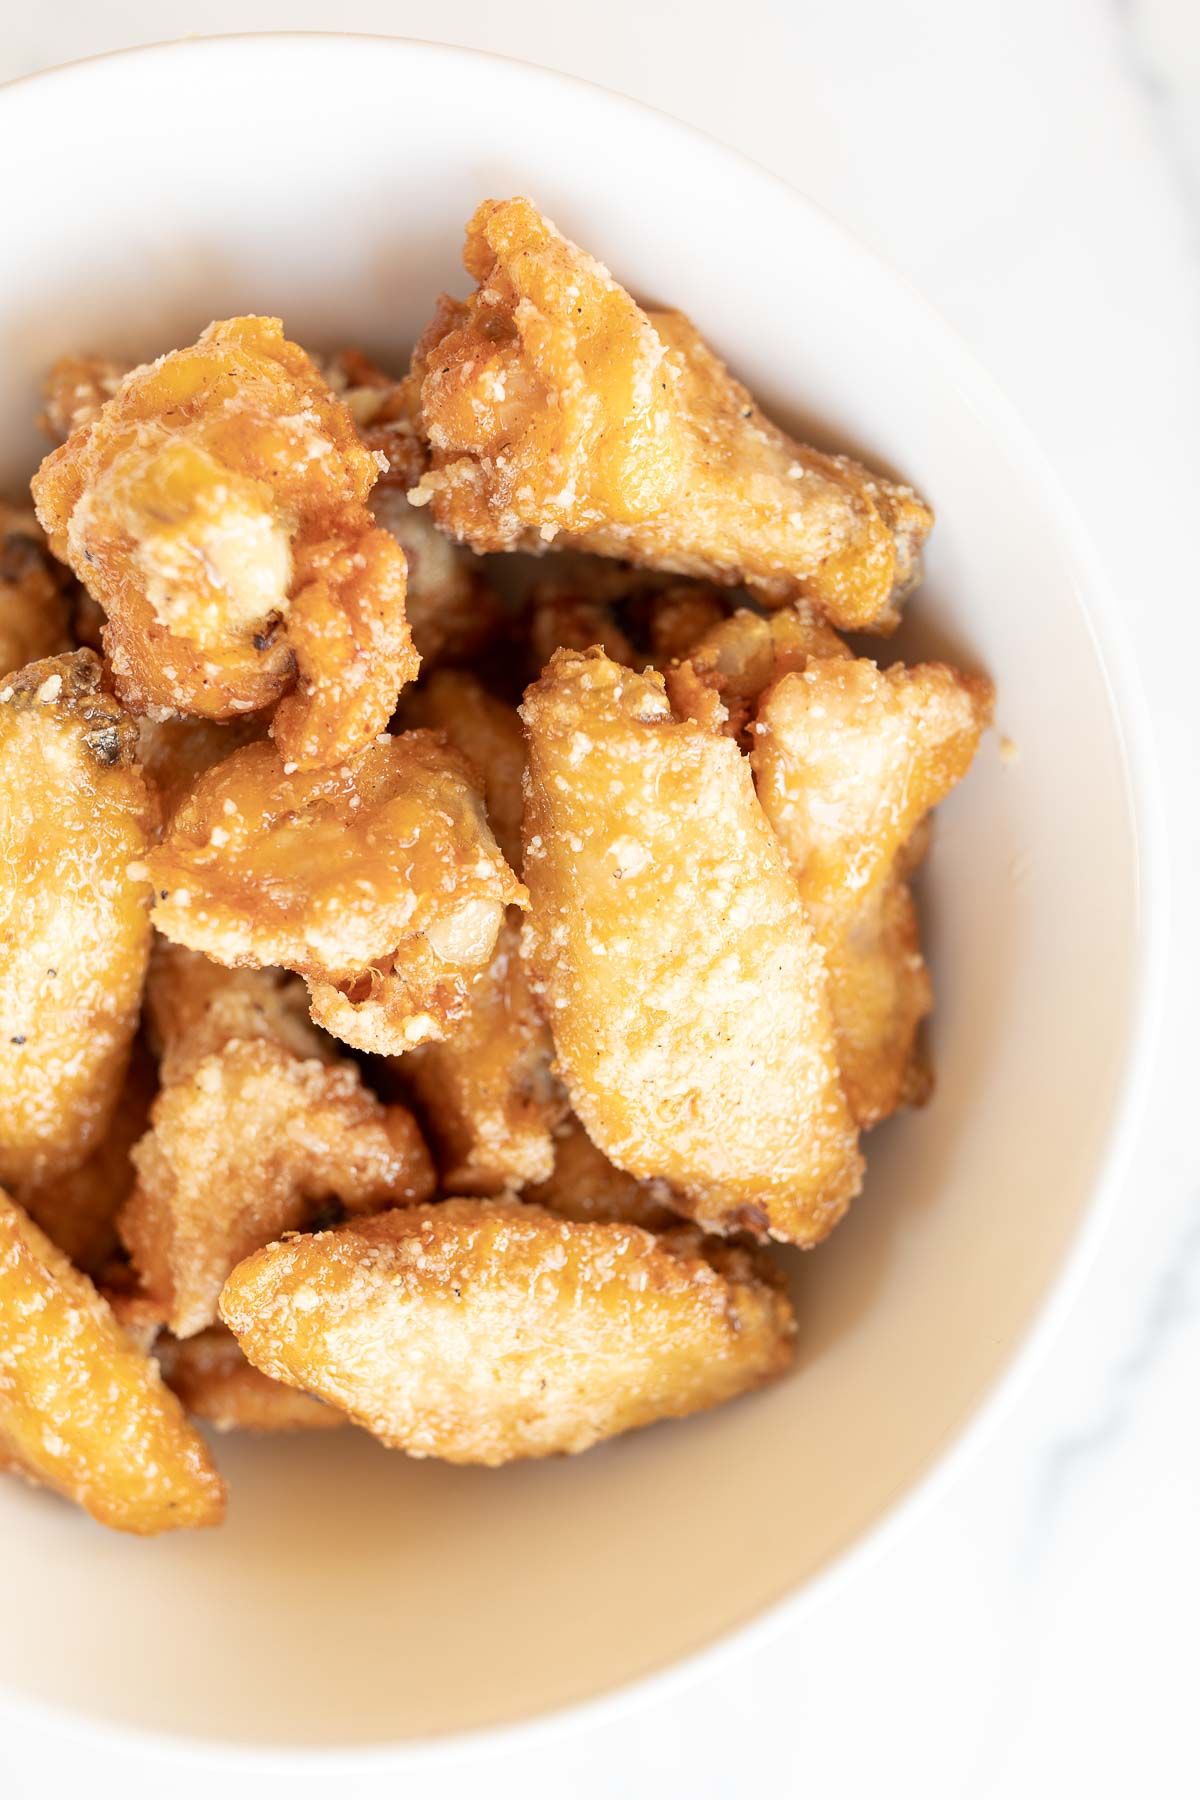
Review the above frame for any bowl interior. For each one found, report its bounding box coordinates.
[0,37,1146,1753]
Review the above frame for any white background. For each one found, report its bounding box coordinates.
[3,3,1200,1795]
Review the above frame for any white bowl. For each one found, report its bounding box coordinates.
[0,33,1164,1765]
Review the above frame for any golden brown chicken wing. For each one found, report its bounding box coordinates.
[408,199,931,630]
[120,954,434,1336]
[521,647,862,1243]
[15,1045,155,1275]
[326,347,505,669]
[0,651,154,1188]
[0,1189,224,1533]
[156,1324,345,1433]
[665,602,849,738]
[525,1117,681,1231]
[144,940,327,1082]
[135,712,267,821]
[145,733,525,1054]
[399,914,565,1193]
[526,577,638,678]
[395,681,562,1187]
[0,504,72,676]
[220,1199,794,1463]
[631,581,730,666]
[40,353,129,441]
[32,317,417,766]
[402,668,527,872]
[752,656,992,1124]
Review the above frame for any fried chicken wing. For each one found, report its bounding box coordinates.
[409,199,931,630]
[526,1117,681,1231]
[0,651,154,1188]
[327,348,505,669]
[15,1045,155,1275]
[0,1190,224,1533]
[0,505,73,676]
[400,914,565,1193]
[156,1324,344,1433]
[521,647,862,1243]
[40,353,129,441]
[402,669,526,870]
[220,1199,794,1464]
[752,657,992,1124]
[32,317,417,765]
[632,582,730,666]
[136,712,267,820]
[146,734,524,1054]
[666,602,849,738]
[526,579,638,678]
[145,941,327,1082]
[120,956,434,1337]
[394,685,561,1187]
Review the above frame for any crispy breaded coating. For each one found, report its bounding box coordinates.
[402,668,526,871]
[527,580,637,678]
[752,657,992,1125]
[521,648,862,1242]
[145,941,327,1083]
[328,349,505,669]
[32,317,417,766]
[0,1190,224,1533]
[102,1270,168,1353]
[220,1199,794,1463]
[526,1118,680,1231]
[16,1045,155,1275]
[136,712,266,820]
[40,353,129,441]
[394,687,560,1188]
[121,960,434,1336]
[0,652,154,1188]
[409,199,931,630]
[666,602,849,738]
[400,914,565,1194]
[0,504,73,676]
[633,582,730,666]
[156,1325,344,1433]
[146,734,525,1054]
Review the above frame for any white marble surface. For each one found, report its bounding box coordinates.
[2,2,1199,1794]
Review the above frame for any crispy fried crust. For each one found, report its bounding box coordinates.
[0,652,154,1187]
[121,957,434,1336]
[752,657,993,1125]
[409,199,931,630]
[666,603,849,739]
[402,669,527,872]
[633,582,730,666]
[156,1325,344,1433]
[400,914,566,1194]
[145,941,328,1083]
[40,353,129,441]
[220,1199,795,1463]
[526,580,638,678]
[145,733,525,1054]
[0,504,72,676]
[521,648,862,1243]
[15,1044,156,1275]
[136,712,267,821]
[327,348,505,669]
[526,1117,681,1231]
[32,317,417,765]
[0,1190,225,1532]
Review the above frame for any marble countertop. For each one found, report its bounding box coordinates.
[2,2,1198,1795]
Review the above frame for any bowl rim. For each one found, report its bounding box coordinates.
[0,29,1169,1772]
